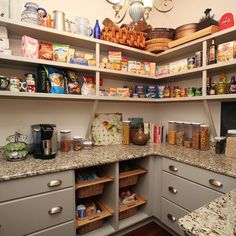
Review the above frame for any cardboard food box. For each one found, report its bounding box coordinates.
[156,65,169,76]
[217,40,236,62]
[128,61,136,73]
[169,59,187,73]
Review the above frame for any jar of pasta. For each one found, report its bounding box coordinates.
[176,122,184,146]
[123,121,131,145]
[192,123,201,150]
[200,125,210,151]
[168,121,177,145]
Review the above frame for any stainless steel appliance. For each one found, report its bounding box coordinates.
[31,124,57,159]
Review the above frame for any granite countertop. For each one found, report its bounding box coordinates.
[0,143,236,181]
[178,189,236,236]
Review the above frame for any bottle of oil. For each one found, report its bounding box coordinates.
[208,39,217,64]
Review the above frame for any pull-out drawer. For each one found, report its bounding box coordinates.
[0,170,74,202]
[162,158,236,193]
[161,197,189,236]
[0,188,74,236]
[162,172,222,211]
[27,221,75,236]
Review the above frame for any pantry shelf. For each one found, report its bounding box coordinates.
[205,59,236,74]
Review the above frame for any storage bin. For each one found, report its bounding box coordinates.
[119,168,147,188]
[119,196,146,220]
[76,176,113,198]
[77,201,113,234]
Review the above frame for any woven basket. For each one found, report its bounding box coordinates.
[119,207,138,220]
[76,183,104,198]
[78,219,103,234]
[119,175,139,188]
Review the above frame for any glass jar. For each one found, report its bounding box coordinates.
[176,122,184,146]
[83,140,93,150]
[122,121,131,145]
[73,136,83,151]
[21,2,42,25]
[192,123,201,150]
[168,121,177,145]
[225,130,236,157]
[60,130,71,152]
[215,137,226,154]
[184,122,193,148]
[200,125,210,151]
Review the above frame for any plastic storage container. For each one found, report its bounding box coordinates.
[123,121,131,145]
[200,125,210,151]
[176,122,184,146]
[184,122,193,148]
[192,123,201,150]
[168,121,177,145]
[225,130,236,157]
[60,130,71,152]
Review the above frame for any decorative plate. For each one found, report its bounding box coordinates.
[92,113,123,145]
[154,0,174,13]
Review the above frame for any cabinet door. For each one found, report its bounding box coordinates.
[162,172,222,211]
[0,188,74,236]
[0,170,74,202]
[162,158,236,193]
[27,221,75,236]
[161,197,189,236]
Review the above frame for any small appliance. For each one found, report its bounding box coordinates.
[31,124,57,159]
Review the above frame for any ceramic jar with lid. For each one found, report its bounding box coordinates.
[225,130,236,157]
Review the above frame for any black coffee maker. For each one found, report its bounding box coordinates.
[31,124,57,159]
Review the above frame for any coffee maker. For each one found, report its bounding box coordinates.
[31,124,57,159]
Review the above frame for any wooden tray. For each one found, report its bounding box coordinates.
[169,25,220,48]
[76,201,114,228]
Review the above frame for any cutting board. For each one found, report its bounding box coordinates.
[169,25,220,48]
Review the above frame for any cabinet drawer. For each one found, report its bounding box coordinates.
[162,158,236,193]
[0,170,74,202]
[161,197,189,236]
[162,172,222,211]
[0,188,74,236]
[27,221,75,236]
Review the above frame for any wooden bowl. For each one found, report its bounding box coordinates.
[175,23,198,40]
[145,28,175,40]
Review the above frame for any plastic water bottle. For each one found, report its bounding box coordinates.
[93,20,101,39]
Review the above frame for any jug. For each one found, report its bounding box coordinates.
[75,17,93,36]
[21,2,42,25]
[53,10,71,31]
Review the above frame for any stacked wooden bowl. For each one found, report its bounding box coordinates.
[144,28,175,53]
[175,23,198,39]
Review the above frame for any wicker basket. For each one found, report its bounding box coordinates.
[119,206,138,220]
[76,176,113,198]
[78,219,103,234]
[119,168,147,188]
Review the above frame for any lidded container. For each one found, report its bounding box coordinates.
[192,123,201,150]
[215,137,226,154]
[200,125,210,151]
[176,121,184,146]
[225,130,236,157]
[83,140,93,150]
[73,136,83,151]
[60,130,72,152]
[184,122,193,148]
[122,121,131,145]
[168,121,177,145]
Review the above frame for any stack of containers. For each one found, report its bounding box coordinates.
[184,122,193,148]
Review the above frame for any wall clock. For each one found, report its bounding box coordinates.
[154,0,174,13]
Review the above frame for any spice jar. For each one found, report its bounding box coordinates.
[184,122,193,148]
[83,140,93,150]
[225,130,236,157]
[168,121,177,145]
[73,136,83,151]
[192,123,201,150]
[123,121,131,145]
[215,137,226,154]
[60,130,71,152]
[176,122,184,146]
[200,125,210,151]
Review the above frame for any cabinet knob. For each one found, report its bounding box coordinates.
[47,179,62,187]
[168,186,178,194]
[169,165,178,172]
[48,206,63,215]
[209,179,223,188]
[167,214,176,222]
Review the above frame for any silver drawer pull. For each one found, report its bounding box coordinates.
[167,214,176,222]
[209,179,223,188]
[47,179,62,187]
[48,206,63,215]
[168,186,178,194]
[169,165,178,172]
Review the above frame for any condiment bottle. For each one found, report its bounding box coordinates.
[93,20,101,39]
[229,76,236,94]
[60,130,71,152]
[215,137,226,154]
[208,39,217,64]
[122,121,131,145]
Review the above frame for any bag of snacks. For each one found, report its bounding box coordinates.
[81,76,96,95]
[52,43,69,62]
[65,70,82,94]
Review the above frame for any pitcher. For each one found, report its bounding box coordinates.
[74,17,93,36]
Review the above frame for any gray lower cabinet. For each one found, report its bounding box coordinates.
[27,221,75,236]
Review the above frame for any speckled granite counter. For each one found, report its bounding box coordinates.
[0,143,236,181]
[178,189,236,236]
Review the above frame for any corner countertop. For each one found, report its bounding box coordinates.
[0,143,236,182]
[178,189,236,236]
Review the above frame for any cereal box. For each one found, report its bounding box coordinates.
[128,61,136,73]
[150,62,156,76]
[217,41,236,63]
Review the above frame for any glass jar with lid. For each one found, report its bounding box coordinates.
[60,130,71,152]
[73,136,83,151]
[176,121,184,146]
[168,121,177,145]
[184,122,193,148]
[192,123,201,150]
[200,125,210,151]
[225,130,236,157]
